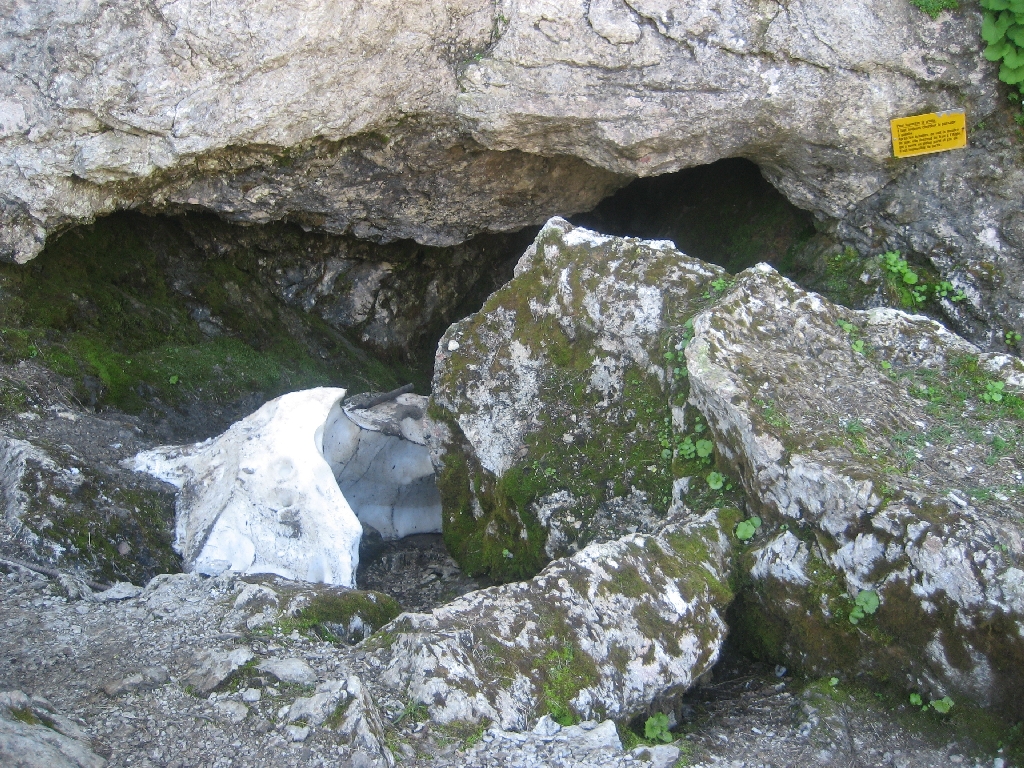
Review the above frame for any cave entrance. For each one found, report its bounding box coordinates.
[571,158,817,275]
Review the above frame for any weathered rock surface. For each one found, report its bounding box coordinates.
[0,369,181,585]
[380,508,736,730]
[0,537,1012,766]
[134,388,364,585]
[685,263,1024,716]
[0,689,105,768]
[3,0,1022,340]
[430,217,734,579]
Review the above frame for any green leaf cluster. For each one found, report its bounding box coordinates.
[878,251,965,308]
[644,713,673,744]
[847,589,880,625]
[734,515,762,541]
[910,692,955,713]
[981,0,1024,90]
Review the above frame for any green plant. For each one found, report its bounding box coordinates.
[934,281,967,302]
[542,644,593,726]
[393,700,429,726]
[882,251,919,285]
[909,0,959,18]
[851,339,865,354]
[644,713,673,744]
[829,677,840,687]
[931,696,955,714]
[702,276,733,300]
[910,692,924,707]
[1007,331,1022,346]
[754,397,790,428]
[734,515,762,541]
[983,380,1006,403]
[981,0,1024,92]
[847,589,880,625]
[706,471,725,490]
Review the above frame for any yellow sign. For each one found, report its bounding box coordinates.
[890,111,967,158]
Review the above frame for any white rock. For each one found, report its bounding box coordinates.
[213,700,249,725]
[257,658,317,685]
[184,648,255,695]
[133,388,363,586]
[94,582,143,601]
[287,680,348,727]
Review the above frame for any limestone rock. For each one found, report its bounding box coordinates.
[183,648,255,695]
[102,666,169,697]
[257,658,316,685]
[380,508,736,730]
[133,388,364,586]
[286,679,348,727]
[430,217,726,579]
[0,433,178,585]
[4,0,1022,339]
[685,263,1024,716]
[0,689,105,768]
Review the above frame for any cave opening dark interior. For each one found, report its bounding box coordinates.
[570,157,818,275]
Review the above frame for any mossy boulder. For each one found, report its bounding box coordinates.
[379,508,738,730]
[429,217,744,581]
[686,263,1024,717]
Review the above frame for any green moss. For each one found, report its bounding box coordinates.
[264,590,401,643]
[541,642,598,726]
[603,563,650,599]
[0,212,415,414]
[10,707,41,726]
[19,447,180,584]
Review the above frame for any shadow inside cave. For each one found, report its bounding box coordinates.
[570,157,818,276]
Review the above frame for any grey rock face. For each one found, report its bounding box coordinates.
[3,0,1022,339]
[430,217,728,579]
[0,690,105,768]
[380,508,736,730]
[183,648,255,695]
[685,263,1024,716]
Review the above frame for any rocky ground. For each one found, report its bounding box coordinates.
[0,559,1012,768]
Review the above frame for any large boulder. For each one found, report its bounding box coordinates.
[429,217,740,580]
[685,263,1024,716]
[379,508,737,730]
[2,0,1021,340]
[0,690,105,768]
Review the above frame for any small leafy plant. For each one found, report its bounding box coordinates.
[981,0,1024,92]
[847,589,880,625]
[931,696,955,714]
[1007,330,1022,346]
[735,515,762,541]
[882,251,919,285]
[910,692,955,713]
[706,471,725,490]
[702,276,733,300]
[982,380,1006,403]
[644,713,673,744]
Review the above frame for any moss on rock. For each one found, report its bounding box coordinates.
[430,217,746,580]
